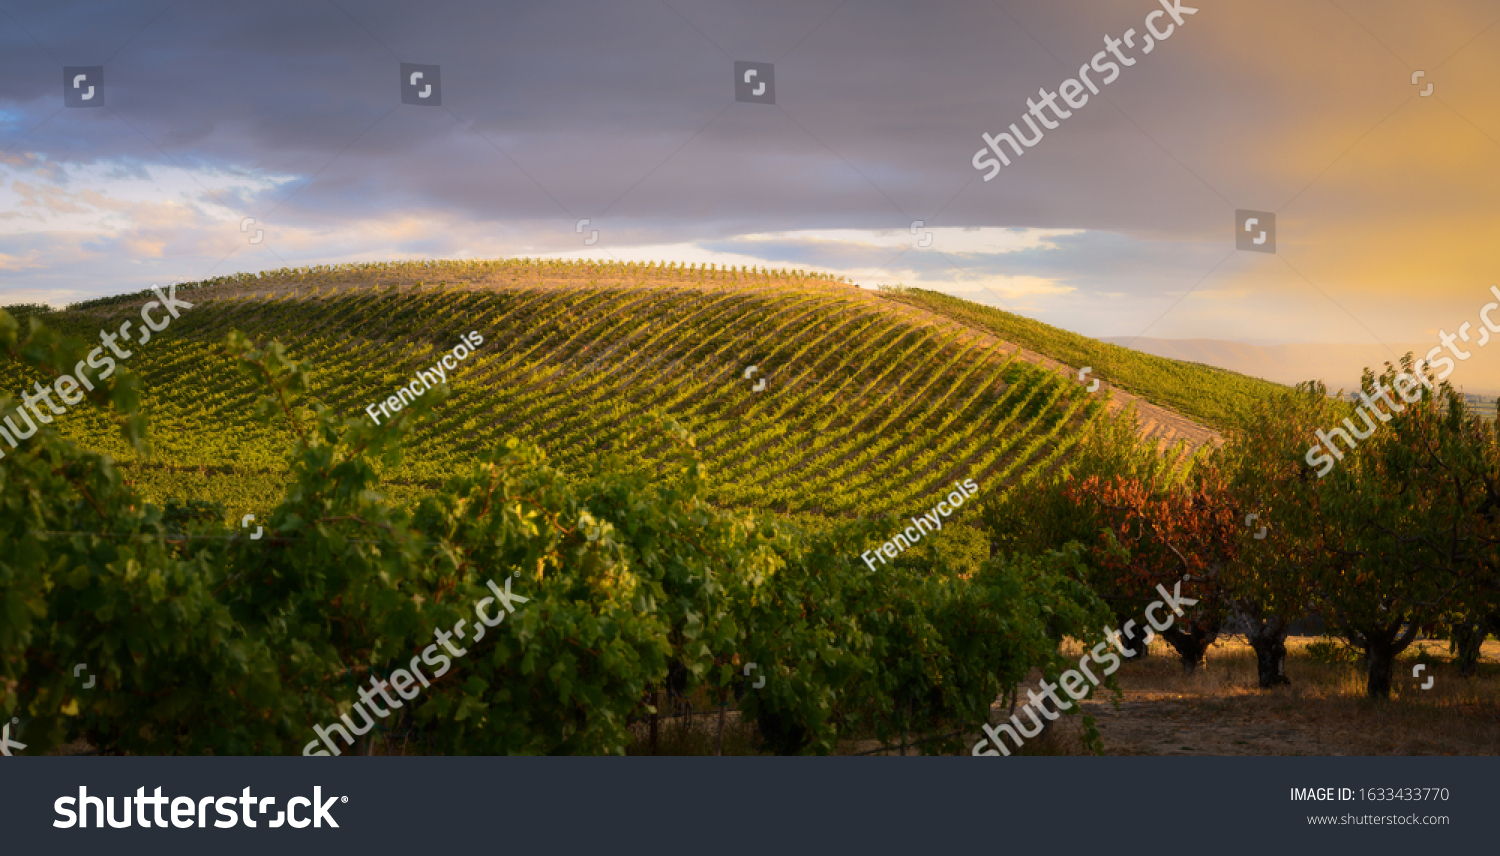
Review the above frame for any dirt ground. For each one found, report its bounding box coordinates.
[1009,636,1500,756]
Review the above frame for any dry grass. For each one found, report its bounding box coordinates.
[1020,636,1500,756]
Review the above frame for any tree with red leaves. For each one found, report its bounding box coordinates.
[1064,467,1236,673]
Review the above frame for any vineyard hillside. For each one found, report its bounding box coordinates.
[6,259,1260,518]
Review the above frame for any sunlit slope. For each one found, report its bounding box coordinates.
[878,288,1287,432]
[7,260,1161,516]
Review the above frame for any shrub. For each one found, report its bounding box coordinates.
[0,308,1115,755]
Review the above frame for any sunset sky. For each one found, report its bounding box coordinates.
[3,0,1500,377]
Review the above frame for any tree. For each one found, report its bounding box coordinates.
[1062,467,1234,673]
[983,408,1205,666]
[1240,364,1500,698]
[1215,382,1330,688]
[1327,369,1500,697]
[1449,611,1500,677]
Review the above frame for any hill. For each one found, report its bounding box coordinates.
[3,259,1256,520]
[880,288,1288,432]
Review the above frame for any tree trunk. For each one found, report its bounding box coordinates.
[1452,621,1486,678]
[1360,618,1419,699]
[1366,642,1395,698]
[1236,604,1290,688]
[1117,623,1152,660]
[1163,617,1220,674]
[1251,635,1290,687]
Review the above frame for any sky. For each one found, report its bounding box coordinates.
[3,0,1500,365]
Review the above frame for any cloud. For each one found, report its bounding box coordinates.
[0,0,1494,350]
